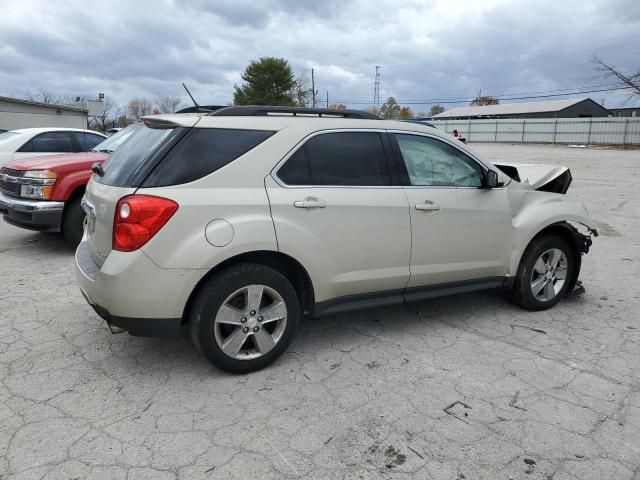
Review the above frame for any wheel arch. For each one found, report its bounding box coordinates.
[181,250,315,325]
[514,221,591,296]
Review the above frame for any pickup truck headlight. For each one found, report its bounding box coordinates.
[19,170,57,200]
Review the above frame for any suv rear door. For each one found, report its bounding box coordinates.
[390,132,512,287]
[266,130,411,303]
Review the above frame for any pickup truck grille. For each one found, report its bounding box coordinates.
[0,167,24,197]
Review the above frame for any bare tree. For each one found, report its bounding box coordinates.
[470,96,499,106]
[23,88,67,105]
[156,95,182,114]
[91,97,117,132]
[329,103,346,110]
[128,98,154,120]
[592,55,640,98]
[291,74,313,107]
[429,104,445,116]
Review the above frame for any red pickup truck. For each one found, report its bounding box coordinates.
[0,125,137,246]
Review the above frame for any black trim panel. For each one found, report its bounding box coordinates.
[89,301,181,338]
[3,209,63,232]
[314,277,509,317]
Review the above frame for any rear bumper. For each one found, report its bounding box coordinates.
[80,288,181,337]
[74,240,203,337]
[0,191,64,232]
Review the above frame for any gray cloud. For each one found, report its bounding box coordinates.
[0,0,638,113]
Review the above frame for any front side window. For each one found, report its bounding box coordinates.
[394,134,483,187]
[20,132,75,153]
[277,132,391,186]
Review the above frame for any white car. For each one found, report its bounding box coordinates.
[75,106,597,373]
[0,128,106,166]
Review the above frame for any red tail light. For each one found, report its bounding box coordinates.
[113,195,178,252]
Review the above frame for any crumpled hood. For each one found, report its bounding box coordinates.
[493,162,571,193]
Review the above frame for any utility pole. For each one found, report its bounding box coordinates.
[326,91,329,108]
[311,68,316,108]
[374,66,381,113]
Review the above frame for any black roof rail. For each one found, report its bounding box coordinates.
[208,105,380,120]
[401,119,436,128]
[175,105,227,114]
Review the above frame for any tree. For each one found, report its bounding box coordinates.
[233,57,296,106]
[329,104,346,110]
[156,95,182,114]
[292,74,313,107]
[470,96,499,106]
[380,96,401,119]
[91,97,117,132]
[429,104,445,116]
[399,106,413,119]
[116,114,133,128]
[24,88,67,105]
[128,98,153,120]
[592,55,640,98]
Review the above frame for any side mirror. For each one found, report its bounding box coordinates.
[483,170,499,188]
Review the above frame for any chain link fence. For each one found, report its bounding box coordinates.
[430,117,640,145]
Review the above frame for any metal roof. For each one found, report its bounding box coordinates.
[432,98,592,118]
[0,96,88,113]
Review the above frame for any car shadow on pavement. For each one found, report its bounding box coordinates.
[1,230,75,256]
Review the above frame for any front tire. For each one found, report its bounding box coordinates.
[190,263,300,373]
[511,235,575,311]
[62,196,85,248]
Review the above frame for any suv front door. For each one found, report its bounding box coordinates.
[391,132,512,288]
[266,130,411,304]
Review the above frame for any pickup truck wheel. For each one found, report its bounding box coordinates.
[511,235,575,311]
[190,263,300,373]
[62,197,85,248]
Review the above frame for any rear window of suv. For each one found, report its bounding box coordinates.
[141,128,274,187]
[96,124,177,186]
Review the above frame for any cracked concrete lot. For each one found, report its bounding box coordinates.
[1,143,639,479]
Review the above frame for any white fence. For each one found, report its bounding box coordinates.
[430,117,640,145]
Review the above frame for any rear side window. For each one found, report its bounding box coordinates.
[72,132,105,151]
[19,132,75,153]
[277,132,391,186]
[142,128,274,187]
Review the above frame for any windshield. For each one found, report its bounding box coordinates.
[91,124,142,153]
[96,124,175,186]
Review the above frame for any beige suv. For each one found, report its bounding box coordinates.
[75,106,597,373]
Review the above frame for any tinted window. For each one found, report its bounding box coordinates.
[72,132,105,151]
[278,132,390,186]
[97,125,174,186]
[143,128,274,187]
[20,132,74,153]
[92,124,141,153]
[395,134,483,187]
[277,148,309,185]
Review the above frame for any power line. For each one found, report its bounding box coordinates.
[332,85,632,106]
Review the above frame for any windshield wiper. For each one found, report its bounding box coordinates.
[96,149,114,153]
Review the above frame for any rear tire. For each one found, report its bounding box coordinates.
[62,197,85,248]
[190,263,300,373]
[511,235,575,311]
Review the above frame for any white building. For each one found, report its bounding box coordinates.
[0,96,90,132]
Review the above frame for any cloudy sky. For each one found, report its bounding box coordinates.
[1,0,639,113]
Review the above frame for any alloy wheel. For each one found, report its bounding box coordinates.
[214,284,288,360]
[530,248,568,302]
